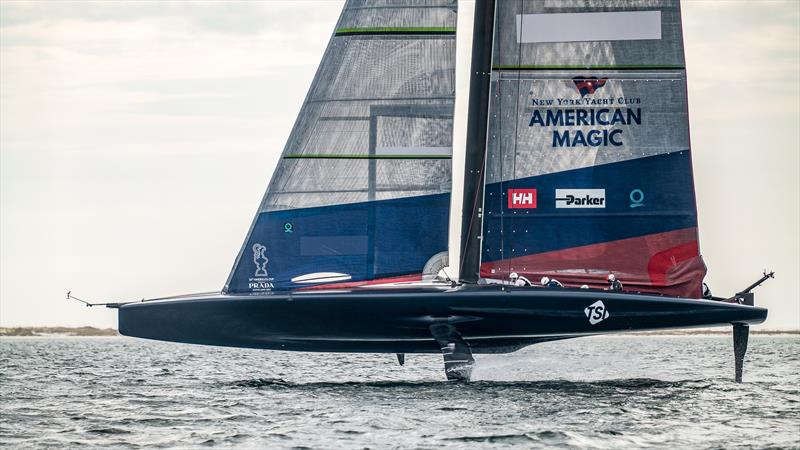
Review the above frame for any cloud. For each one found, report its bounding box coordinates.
[683,0,800,123]
[1,1,344,36]
[0,2,343,156]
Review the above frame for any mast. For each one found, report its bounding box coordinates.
[459,0,496,284]
[447,0,476,282]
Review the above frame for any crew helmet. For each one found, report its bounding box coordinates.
[541,276,550,285]
[509,272,519,280]
[607,273,616,282]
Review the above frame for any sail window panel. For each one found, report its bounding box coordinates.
[263,158,452,211]
[300,118,370,156]
[287,101,372,155]
[375,159,451,193]
[263,191,370,212]
[493,0,684,70]
[310,99,449,121]
[288,100,454,156]
[338,1,456,30]
[375,115,453,157]
[271,159,368,192]
[310,39,455,101]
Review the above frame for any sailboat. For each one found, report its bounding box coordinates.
[92,0,770,382]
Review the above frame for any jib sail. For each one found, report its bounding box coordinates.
[225,0,458,293]
[477,0,706,297]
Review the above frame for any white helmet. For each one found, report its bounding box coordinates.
[580,284,589,289]
[607,273,616,282]
[509,272,519,280]
[541,276,550,285]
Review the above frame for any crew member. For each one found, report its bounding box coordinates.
[702,283,713,299]
[541,276,564,288]
[509,272,532,287]
[607,273,623,292]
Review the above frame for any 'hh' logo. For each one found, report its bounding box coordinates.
[584,300,610,325]
[508,189,537,209]
[572,76,608,97]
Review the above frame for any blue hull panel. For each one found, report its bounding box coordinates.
[118,286,767,353]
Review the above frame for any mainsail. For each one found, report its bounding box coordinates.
[225,0,458,293]
[472,0,706,297]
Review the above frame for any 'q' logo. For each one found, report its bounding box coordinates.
[572,76,608,98]
[252,243,269,277]
[629,189,645,208]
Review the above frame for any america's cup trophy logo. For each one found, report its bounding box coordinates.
[252,243,269,277]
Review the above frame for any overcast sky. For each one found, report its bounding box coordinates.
[1,1,798,330]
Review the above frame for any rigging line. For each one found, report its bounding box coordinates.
[497,1,506,282]
[458,132,490,281]
[66,291,92,307]
[65,291,128,308]
[508,0,524,280]
[493,0,517,282]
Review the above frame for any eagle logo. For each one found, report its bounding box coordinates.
[572,76,608,97]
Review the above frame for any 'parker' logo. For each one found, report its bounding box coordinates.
[572,76,608,97]
[507,189,537,209]
[585,300,610,325]
[252,243,269,277]
[555,189,606,208]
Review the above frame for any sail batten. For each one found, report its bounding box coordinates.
[283,154,451,159]
[335,27,456,36]
[494,65,686,71]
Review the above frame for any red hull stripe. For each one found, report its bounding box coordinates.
[480,228,706,298]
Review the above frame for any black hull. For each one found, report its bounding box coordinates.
[118,286,767,354]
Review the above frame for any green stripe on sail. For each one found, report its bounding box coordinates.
[335,27,456,36]
[284,154,451,160]
[493,65,686,71]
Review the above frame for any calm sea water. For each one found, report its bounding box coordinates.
[1,335,798,449]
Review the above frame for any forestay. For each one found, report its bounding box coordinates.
[479,0,705,297]
[226,0,458,293]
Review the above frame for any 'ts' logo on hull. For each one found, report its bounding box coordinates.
[585,300,610,325]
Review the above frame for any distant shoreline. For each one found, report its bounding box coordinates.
[0,326,797,338]
[0,327,118,337]
[627,329,799,336]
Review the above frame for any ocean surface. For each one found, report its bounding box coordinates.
[1,335,798,449]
